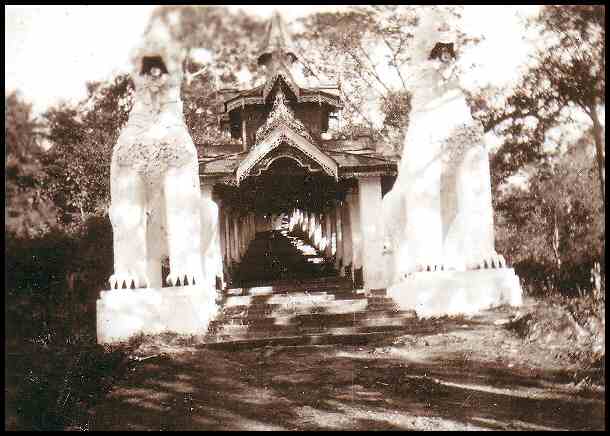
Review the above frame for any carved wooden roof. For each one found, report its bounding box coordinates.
[220,12,340,115]
[221,78,342,114]
[198,11,396,185]
[237,124,338,184]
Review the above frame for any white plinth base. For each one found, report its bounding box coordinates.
[96,285,218,344]
[387,268,523,318]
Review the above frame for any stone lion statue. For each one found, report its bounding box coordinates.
[108,24,206,289]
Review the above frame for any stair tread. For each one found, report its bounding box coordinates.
[211,319,416,333]
[213,230,404,349]
[211,309,415,325]
[202,330,407,349]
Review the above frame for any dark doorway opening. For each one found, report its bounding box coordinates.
[215,158,354,287]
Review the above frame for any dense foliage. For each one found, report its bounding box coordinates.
[485,5,605,292]
[5,92,58,238]
[495,132,604,295]
[480,5,605,199]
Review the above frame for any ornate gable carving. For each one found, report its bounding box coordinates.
[233,82,339,185]
[236,127,338,184]
[247,145,328,178]
[255,88,312,144]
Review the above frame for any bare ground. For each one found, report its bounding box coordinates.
[81,298,605,431]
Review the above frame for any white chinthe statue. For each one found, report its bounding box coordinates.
[108,24,205,290]
[389,6,504,277]
[384,6,522,316]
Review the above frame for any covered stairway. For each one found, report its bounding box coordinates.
[231,228,337,287]
[202,218,420,349]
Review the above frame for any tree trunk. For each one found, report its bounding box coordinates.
[590,105,606,276]
[552,209,561,269]
[590,105,605,209]
[590,104,605,273]
[552,210,561,287]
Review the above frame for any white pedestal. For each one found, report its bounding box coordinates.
[96,285,218,344]
[387,268,523,318]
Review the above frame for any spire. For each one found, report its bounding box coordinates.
[257,10,297,67]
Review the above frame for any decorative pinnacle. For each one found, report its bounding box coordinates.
[257,10,298,67]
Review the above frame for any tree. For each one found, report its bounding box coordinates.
[470,85,555,189]
[5,91,58,238]
[495,129,604,294]
[181,58,240,149]
[294,6,418,153]
[41,74,134,227]
[477,5,605,206]
[537,5,605,208]
[149,5,266,84]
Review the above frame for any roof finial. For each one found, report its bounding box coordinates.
[257,10,298,67]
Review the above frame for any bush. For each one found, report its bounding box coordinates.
[6,215,114,342]
[6,214,118,430]
[514,257,602,299]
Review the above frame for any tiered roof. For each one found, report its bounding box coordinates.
[199,10,397,186]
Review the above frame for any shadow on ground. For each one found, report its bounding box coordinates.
[88,340,605,431]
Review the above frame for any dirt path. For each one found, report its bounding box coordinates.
[86,302,605,431]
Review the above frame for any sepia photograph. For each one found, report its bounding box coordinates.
[5,4,605,431]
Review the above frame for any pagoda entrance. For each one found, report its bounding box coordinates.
[212,157,357,287]
[197,11,397,292]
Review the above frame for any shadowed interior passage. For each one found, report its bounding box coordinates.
[231,229,337,287]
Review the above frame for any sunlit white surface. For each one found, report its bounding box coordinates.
[97,285,218,343]
[387,269,522,318]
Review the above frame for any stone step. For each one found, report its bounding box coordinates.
[295,311,416,328]
[205,228,403,349]
[226,281,354,296]
[206,323,415,345]
[368,305,396,310]
[299,323,415,335]
[221,292,335,307]
[366,302,399,310]
[209,323,300,337]
[235,274,350,285]
[202,331,401,350]
[210,310,417,332]
[367,295,393,301]
[221,296,370,316]
[210,320,416,340]
[211,310,415,328]
[329,291,367,300]
[366,299,397,306]
[218,290,395,318]
[209,317,415,337]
